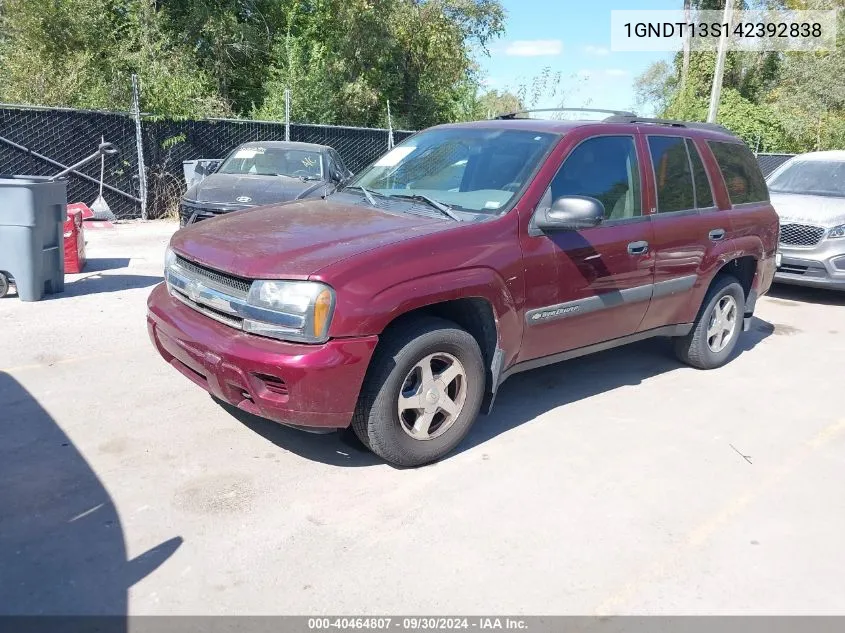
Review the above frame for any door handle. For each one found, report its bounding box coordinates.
[627,240,649,255]
[709,228,726,241]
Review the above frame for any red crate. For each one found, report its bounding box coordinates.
[63,207,86,273]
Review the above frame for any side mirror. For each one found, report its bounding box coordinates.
[535,195,605,232]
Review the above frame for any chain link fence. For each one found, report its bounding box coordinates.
[0,104,142,217]
[1,98,413,220]
[755,153,795,177]
[2,96,797,220]
[142,118,413,219]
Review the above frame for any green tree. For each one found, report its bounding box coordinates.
[472,90,525,119]
[634,60,677,115]
[0,0,228,116]
[255,0,504,128]
[0,0,505,127]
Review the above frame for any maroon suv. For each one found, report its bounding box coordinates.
[147,113,778,467]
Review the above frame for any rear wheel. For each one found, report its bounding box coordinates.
[0,272,9,299]
[674,275,745,369]
[353,316,485,467]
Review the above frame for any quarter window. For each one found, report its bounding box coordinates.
[708,140,769,204]
[686,139,715,208]
[547,136,641,221]
[648,136,695,213]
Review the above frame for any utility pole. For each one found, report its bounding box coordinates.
[681,0,691,90]
[386,100,394,150]
[284,88,291,141]
[131,74,148,221]
[707,0,735,123]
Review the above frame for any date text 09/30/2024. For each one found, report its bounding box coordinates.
[308,618,528,631]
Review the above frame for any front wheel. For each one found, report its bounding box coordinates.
[353,316,485,467]
[674,275,745,369]
[0,272,10,299]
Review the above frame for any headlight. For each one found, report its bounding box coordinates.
[827,224,845,239]
[164,246,176,274]
[243,280,335,343]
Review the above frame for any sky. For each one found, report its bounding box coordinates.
[477,0,681,116]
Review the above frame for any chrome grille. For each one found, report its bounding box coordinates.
[174,256,251,297]
[171,288,243,328]
[779,223,825,247]
[165,260,305,335]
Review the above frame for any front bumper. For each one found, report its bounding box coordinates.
[774,243,845,290]
[147,282,378,428]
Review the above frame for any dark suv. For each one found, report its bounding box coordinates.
[147,113,778,467]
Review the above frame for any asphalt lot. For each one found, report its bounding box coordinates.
[1,219,844,616]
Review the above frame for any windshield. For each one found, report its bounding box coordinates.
[218,146,324,179]
[349,127,558,213]
[768,159,845,197]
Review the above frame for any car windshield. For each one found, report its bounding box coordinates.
[768,159,845,197]
[218,146,324,179]
[348,127,558,213]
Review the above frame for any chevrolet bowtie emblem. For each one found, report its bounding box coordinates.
[187,281,202,303]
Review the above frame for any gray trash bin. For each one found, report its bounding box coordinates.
[0,175,67,301]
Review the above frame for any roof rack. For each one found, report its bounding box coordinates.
[602,115,732,135]
[495,107,636,120]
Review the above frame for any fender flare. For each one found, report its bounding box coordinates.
[362,266,521,343]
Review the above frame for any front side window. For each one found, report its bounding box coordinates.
[767,159,845,198]
[648,136,695,213]
[219,146,325,180]
[708,141,769,204]
[546,135,641,221]
[350,127,558,213]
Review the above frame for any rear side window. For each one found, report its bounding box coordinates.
[648,136,695,213]
[549,135,641,220]
[708,141,769,204]
[686,139,714,208]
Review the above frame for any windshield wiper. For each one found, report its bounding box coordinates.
[387,193,462,221]
[346,185,378,207]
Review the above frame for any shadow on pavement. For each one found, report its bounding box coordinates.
[80,258,132,273]
[459,316,774,454]
[767,282,845,306]
[0,372,182,619]
[213,397,382,467]
[55,274,163,298]
[217,317,774,467]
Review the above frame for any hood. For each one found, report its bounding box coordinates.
[186,172,323,206]
[769,192,845,228]
[171,199,451,279]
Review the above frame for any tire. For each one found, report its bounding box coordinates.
[353,316,485,467]
[674,274,745,369]
[0,273,9,299]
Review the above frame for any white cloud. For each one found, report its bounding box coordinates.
[504,40,563,57]
[604,68,628,77]
[583,45,610,57]
[576,69,593,79]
